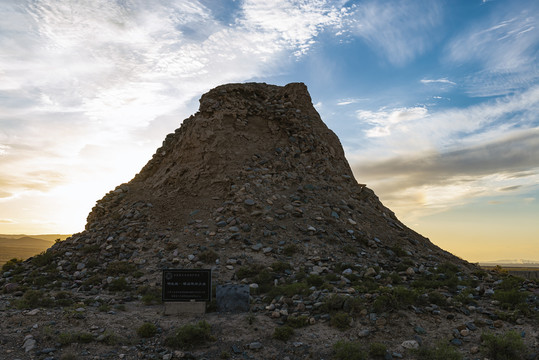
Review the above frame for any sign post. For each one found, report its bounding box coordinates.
[162,269,211,315]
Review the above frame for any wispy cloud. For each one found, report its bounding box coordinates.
[420,78,456,85]
[347,0,443,65]
[446,1,539,96]
[337,98,368,106]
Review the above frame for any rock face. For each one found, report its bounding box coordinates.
[54,82,468,284]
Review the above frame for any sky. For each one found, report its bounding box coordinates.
[0,0,538,263]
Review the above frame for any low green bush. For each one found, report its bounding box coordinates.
[286,315,309,328]
[273,326,294,341]
[137,323,157,338]
[165,321,213,350]
[330,312,351,330]
[481,331,527,360]
[333,340,367,360]
[411,341,463,360]
[369,342,387,358]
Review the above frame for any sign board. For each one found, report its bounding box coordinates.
[162,269,212,302]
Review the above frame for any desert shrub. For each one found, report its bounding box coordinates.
[271,261,292,272]
[373,286,418,312]
[165,321,213,350]
[333,340,367,360]
[58,332,94,345]
[253,269,274,293]
[286,315,309,328]
[16,289,54,309]
[105,261,137,275]
[330,312,351,330]
[236,264,265,279]
[31,251,54,267]
[220,351,231,359]
[411,341,463,360]
[82,244,100,253]
[137,322,157,338]
[2,258,22,272]
[481,331,526,360]
[86,258,100,268]
[54,291,74,307]
[369,342,387,358]
[342,245,357,255]
[306,274,324,287]
[321,294,345,313]
[60,353,77,360]
[283,244,299,256]
[273,326,294,341]
[108,277,130,292]
[83,274,102,286]
[198,250,219,264]
[428,291,448,306]
[325,272,340,282]
[268,282,310,298]
[390,245,407,257]
[494,289,527,309]
[138,286,162,305]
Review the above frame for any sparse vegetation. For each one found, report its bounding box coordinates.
[333,340,367,360]
[330,312,351,330]
[31,251,54,267]
[58,332,94,345]
[2,258,22,272]
[283,244,299,256]
[108,277,130,292]
[198,250,219,263]
[137,322,157,338]
[273,325,294,341]
[368,342,387,358]
[481,331,527,360]
[411,341,463,360]
[165,321,213,350]
[286,315,309,328]
[105,261,137,275]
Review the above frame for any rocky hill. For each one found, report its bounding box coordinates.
[0,83,537,360]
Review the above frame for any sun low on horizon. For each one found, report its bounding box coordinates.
[1,0,538,264]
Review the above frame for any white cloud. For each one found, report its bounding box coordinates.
[347,0,443,65]
[420,78,456,85]
[349,87,539,219]
[446,2,539,96]
[336,98,368,106]
[357,106,428,138]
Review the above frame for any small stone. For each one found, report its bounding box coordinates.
[406,267,415,276]
[460,329,470,337]
[358,329,370,337]
[244,199,255,206]
[470,346,479,354]
[493,320,504,328]
[450,338,463,346]
[251,244,263,251]
[187,254,195,261]
[26,309,40,316]
[364,267,376,277]
[414,326,426,335]
[163,354,172,360]
[342,268,353,275]
[401,340,419,349]
[22,337,36,353]
[249,342,263,350]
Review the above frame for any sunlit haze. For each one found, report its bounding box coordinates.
[0,0,538,263]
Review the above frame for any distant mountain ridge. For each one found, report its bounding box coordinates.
[480,259,539,268]
[0,235,68,266]
[0,234,69,242]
